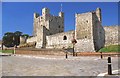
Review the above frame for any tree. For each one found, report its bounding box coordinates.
[2,32,14,47]
[22,34,29,38]
[2,31,30,47]
[14,31,22,46]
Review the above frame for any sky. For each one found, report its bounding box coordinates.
[2,2,118,39]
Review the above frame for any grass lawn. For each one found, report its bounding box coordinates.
[99,45,120,52]
[0,50,14,53]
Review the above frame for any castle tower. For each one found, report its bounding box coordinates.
[42,8,50,21]
[96,8,102,22]
[75,8,104,52]
[59,12,64,17]
[59,12,64,32]
[75,12,93,39]
[35,7,65,48]
[33,13,39,36]
[34,13,39,18]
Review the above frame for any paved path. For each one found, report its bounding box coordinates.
[1,55,119,76]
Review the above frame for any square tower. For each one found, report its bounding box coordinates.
[75,12,93,39]
[75,8,105,52]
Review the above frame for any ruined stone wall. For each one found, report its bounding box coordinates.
[36,26,43,48]
[34,8,64,48]
[33,13,40,36]
[75,39,95,52]
[20,36,27,44]
[75,12,95,52]
[104,26,119,46]
[75,12,93,39]
[49,15,64,35]
[33,8,64,37]
[26,37,37,43]
[75,8,105,52]
[92,10,105,51]
[46,31,74,49]
[36,26,46,48]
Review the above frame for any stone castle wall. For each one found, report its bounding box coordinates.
[49,15,64,35]
[26,36,37,43]
[46,30,74,49]
[104,26,119,46]
[20,36,27,44]
[75,12,93,39]
[75,39,95,52]
[92,9,105,51]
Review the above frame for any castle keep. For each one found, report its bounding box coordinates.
[32,8,64,48]
[20,7,119,52]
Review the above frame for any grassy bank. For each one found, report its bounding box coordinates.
[99,45,120,52]
[0,50,14,53]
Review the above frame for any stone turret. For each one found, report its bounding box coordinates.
[59,12,64,18]
[42,8,50,21]
[34,13,39,18]
[33,13,39,36]
[59,12,64,32]
[96,8,102,22]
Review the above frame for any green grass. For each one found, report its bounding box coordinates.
[99,45,120,52]
[0,50,14,53]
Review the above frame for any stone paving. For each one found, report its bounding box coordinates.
[0,55,119,77]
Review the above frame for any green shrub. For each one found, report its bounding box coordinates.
[99,45,120,52]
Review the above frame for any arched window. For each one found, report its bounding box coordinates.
[63,36,67,40]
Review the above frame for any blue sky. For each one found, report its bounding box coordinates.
[2,2,118,39]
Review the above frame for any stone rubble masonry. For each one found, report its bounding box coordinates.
[20,36,27,44]
[26,36,37,43]
[46,30,74,49]
[75,8,105,52]
[20,7,119,52]
[104,26,119,46]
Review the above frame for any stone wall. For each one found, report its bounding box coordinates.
[33,13,40,36]
[49,15,64,35]
[75,39,95,52]
[46,30,74,49]
[36,26,46,48]
[75,8,105,52]
[75,12,93,39]
[15,49,66,56]
[34,8,64,48]
[75,12,95,52]
[20,36,27,44]
[104,26,119,46]
[26,36,37,43]
[33,8,64,36]
[92,9,105,51]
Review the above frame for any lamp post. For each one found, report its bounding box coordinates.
[71,38,77,56]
